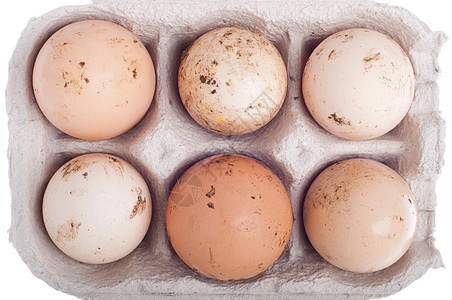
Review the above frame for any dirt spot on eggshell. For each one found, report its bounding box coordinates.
[237,219,257,232]
[328,49,340,60]
[363,52,381,71]
[363,53,381,63]
[130,187,147,219]
[205,185,216,198]
[209,247,216,265]
[108,156,125,178]
[336,33,354,43]
[199,75,217,86]
[315,47,325,57]
[109,37,126,47]
[276,230,289,247]
[61,159,90,179]
[393,215,404,222]
[56,219,81,243]
[127,60,139,79]
[61,70,84,95]
[328,113,351,126]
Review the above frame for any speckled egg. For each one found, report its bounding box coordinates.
[178,27,287,135]
[302,28,415,140]
[166,154,293,280]
[303,158,417,273]
[42,153,152,264]
[33,20,155,140]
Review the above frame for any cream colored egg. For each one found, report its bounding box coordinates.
[178,27,287,135]
[42,153,152,264]
[303,158,417,273]
[302,28,415,140]
[166,154,293,280]
[33,20,155,140]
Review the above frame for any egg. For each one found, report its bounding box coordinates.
[42,153,152,264]
[178,27,287,135]
[302,28,415,140]
[33,20,155,140]
[166,154,293,280]
[303,158,417,273]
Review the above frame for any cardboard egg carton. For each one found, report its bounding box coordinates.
[7,0,445,298]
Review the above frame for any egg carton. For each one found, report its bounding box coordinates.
[6,0,446,299]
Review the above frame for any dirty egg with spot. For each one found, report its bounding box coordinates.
[42,153,152,264]
[302,28,415,140]
[166,154,293,280]
[32,20,156,140]
[178,26,287,135]
[303,158,417,273]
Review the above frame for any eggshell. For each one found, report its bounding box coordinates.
[166,154,293,280]
[302,28,415,140]
[33,20,156,140]
[42,153,152,264]
[303,158,417,273]
[178,26,287,135]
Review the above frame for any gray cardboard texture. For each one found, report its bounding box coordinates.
[6,0,446,298]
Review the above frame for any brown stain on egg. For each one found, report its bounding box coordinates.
[109,37,126,47]
[127,60,139,79]
[130,187,146,219]
[108,156,125,178]
[328,113,351,126]
[200,75,217,86]
[363,52,381,72]
[328,49,340,60]
[208,247,216,265]
[363,52,381,63]
[56,219,81,243]
[205,185,216,198]
[61,70,83,95]
[60,159,90,179]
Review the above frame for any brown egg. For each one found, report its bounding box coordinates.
[303,158,417,273]
[32,20,155,140]
[166,154,293,281]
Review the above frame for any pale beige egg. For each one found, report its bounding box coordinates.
[302,28,415,140]
[303,158,417,273]
[42,153,152,264]
[33,20,155,140]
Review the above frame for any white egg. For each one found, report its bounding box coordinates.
[302,28,415,140]
[42,153,152,264]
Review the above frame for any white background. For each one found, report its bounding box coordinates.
[0,1,451,299]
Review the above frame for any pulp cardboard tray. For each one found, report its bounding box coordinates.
[6,0,446,298]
